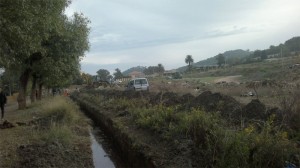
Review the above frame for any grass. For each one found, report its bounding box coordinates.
[0,96,93,168]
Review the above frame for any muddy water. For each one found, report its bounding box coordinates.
[90,128,127,168]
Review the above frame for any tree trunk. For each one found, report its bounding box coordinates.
[17,69,31,109]
[30,75,37,103]
[37,83,43,100]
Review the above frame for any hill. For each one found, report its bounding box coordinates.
[194,49,252,66]
[177,49,252,72]
[122,66,146,76]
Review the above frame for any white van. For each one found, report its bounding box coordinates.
[126,78,149,91]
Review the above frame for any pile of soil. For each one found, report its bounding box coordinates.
[0,120,15,129]
[242,99,266,120]
[86,89,276,124]
[190,91,242,119]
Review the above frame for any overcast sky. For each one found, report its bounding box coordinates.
[65,0,300,75]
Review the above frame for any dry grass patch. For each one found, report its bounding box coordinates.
[0,96,93,168]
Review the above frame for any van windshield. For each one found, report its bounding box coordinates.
[135,79,147,85]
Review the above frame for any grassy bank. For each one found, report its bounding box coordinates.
[75,90,300,168]
[0,96,93,168]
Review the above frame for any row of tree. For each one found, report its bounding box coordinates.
[143,64,165,75]
[0,0,90,109]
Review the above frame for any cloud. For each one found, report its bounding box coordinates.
[65,0,300,74]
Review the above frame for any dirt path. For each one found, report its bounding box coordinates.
[214,75,242,84]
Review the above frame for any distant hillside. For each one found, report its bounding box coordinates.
[177,49,252,72]
[122,66,146,76]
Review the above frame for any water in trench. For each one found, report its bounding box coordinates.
[90,128,127,168]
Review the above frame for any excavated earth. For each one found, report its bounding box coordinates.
[71,89,275,167]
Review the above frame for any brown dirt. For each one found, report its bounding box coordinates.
[92,90,271,123]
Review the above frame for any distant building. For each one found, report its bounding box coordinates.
[129,71,145,78]
[163,70,177,76]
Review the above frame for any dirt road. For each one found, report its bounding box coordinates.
[214,75,242,84]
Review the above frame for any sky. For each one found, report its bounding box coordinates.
[65,0,300,75]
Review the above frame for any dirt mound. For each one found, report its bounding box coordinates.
[191,91,242,119]
[242,99,266,120]
[0,120,15,129]
[179,93,195,103]
[149,92,184,106]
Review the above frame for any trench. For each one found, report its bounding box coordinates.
[90,127,128,168]
[72,95,156,168]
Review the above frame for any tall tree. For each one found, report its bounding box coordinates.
[185,55,194,71]
[0,0,89,108]
[113,68,123,79]
[157,63,165,75]
[97,69,110,81]
[81,73,93,85]
[216,53,225,67]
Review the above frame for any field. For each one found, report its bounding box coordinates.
[85,55,300,167]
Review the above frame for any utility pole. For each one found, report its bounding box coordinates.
[281,47,283,70]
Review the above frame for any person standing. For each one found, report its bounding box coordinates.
[0,88,7,119]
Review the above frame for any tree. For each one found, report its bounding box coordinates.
[284,36,300,52]
[260,50,267,60]
[97,69,110,81]
[157,63,165,75]
[81,73,93,85]
[185,55,194,71]
[216,53,225,67]
[0,1,89,108]
[113,68,123,79]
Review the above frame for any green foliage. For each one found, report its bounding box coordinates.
[32,96,87,146]
[40,125,73,146]
[172,72,182,79]
[39,97,80,126]
[143,64,165,75]
[185,55,194,71]
[216,53,225,67]
[0,0,90,108]
[113,68,123,79]
[96,69,110,81]
[130,105,177,133]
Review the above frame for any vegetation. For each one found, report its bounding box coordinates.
[75,90,300,167]
[177,36,300,72]
[216,53,225,67]
[185,55,194,71]
[0,96,92,168]
[96,69,111,81]
[0,0,90,109]
[122,66,146,76]
[143,64,165,75]
[113,68,124,79]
